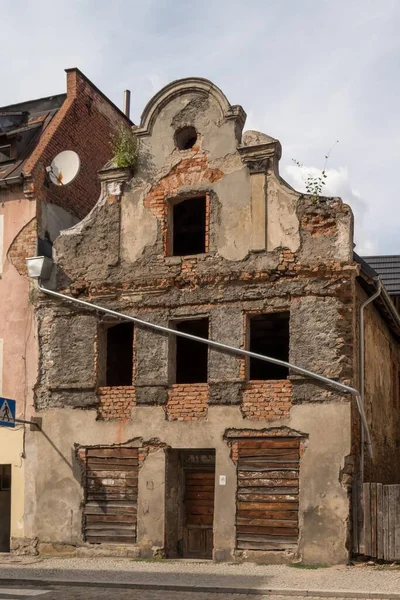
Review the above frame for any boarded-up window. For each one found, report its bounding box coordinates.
[84,447,138,544]
[236,437,300,550]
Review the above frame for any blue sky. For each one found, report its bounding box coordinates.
[1,0,399,255]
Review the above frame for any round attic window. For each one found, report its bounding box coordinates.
[175,126,197,150]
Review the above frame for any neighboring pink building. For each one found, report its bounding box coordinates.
[0,68,131,552]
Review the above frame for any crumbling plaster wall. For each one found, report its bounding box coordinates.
[35,267,355,411]
[54,81,353,286]
[25,402,351,564]
[31,79,359,564]
[32,262,356,564]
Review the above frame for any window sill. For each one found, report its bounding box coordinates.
[164,253,211,264]
[247,379,289,383]
[97,385,135,391]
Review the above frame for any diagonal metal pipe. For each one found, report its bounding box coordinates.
[38,283,374,458]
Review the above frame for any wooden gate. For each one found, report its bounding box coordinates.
[236,437,300,551]
[358,483,400,560]
[83,447,138,544]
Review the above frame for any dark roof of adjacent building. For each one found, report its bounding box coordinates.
[362,255,400,295]
[0,94,66,184]
[354,252,400,339]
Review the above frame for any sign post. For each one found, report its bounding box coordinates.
[0,398,16,428]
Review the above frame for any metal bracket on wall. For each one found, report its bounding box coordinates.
[13,417,42,431]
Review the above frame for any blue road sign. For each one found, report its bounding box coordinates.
[0,397,16,428]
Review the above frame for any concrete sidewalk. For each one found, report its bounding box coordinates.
[0,557,399,598]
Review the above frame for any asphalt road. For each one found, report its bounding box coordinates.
[0,584,392,600]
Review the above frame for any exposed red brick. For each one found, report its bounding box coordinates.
[241,380,292,420]
[97,386,135,420]
[166,383,209,421]
[24,69,131,223]
[145,156,220,255]
[8,218,37,276]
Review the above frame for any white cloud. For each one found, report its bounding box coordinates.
[284,164,377,255]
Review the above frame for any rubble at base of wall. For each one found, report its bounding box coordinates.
[10,537,39,556]
[233,548,299,565]
[37,541,142,558]
[31,540,302,563]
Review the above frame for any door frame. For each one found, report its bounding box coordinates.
[165,449,215,559]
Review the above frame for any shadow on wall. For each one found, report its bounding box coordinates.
[39,426,81,485]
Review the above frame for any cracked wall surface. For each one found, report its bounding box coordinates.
[29,77,362,564]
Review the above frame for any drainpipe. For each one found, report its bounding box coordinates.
[359,279,382,482]
[37,283,374,459]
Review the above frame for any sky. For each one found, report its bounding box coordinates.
[1,0,399,255]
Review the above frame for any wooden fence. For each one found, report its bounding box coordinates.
[360,483,400,560]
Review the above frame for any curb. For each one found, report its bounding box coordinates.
[0,578,399,599]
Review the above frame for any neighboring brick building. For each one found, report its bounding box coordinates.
[0,68,131,553]
[27,78,400,564]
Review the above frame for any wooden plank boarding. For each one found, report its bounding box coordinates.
[394,486,400,560]
[388,486,396,560]
[361,483,400,561]
[376,483,384,560]
[370,483,377,559]
[363,483,371,557]
[238,438,300,449]
[236,437,300,551]
[84,447,139,545]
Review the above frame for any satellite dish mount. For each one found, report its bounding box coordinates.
[46,150,80,186]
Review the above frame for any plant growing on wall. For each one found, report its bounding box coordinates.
[110,126,139,169]
[292,141,339,201]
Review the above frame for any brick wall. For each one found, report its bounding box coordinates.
[97,386,136,420]
[8,218,37,276]
[24,68,131,223]
[166,383,209,421]
[145,155,221,255]
[241,380,292,419]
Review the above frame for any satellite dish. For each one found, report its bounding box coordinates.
[47,150,80,186]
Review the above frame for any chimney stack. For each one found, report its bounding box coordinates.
[123,90,131,119]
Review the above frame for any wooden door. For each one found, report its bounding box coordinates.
[236,437,300,551]
[182,454,215,558]
[84,447,138,544]
[0,465,11,552]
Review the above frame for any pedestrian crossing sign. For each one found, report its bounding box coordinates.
[0,397,16,428]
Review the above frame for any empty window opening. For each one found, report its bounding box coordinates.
[249,312,290,380]
[106,323,134,386]
[172,196,206,256]
[175,126,197,150]
[175,318,209,384]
